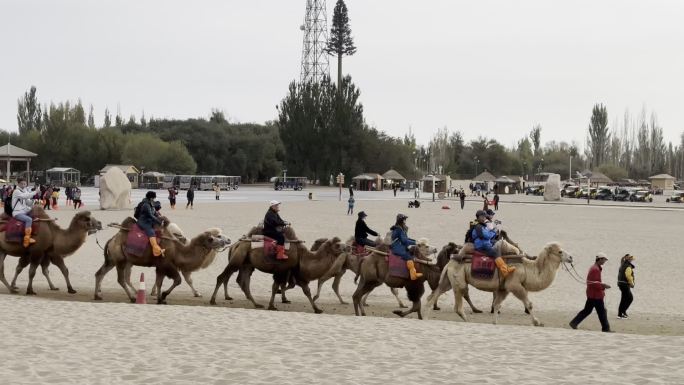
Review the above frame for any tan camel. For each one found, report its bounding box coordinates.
[94,218,230,304]
[209,236,348,313]
[352,241,438,319]
[424,242,572,326]
[0,209,102,295]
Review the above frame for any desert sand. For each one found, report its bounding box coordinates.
[1,186,683,384]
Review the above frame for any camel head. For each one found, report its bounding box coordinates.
[411,238,438,261]
[317,236,348,256]
[71,211,103,235]
[310,238,329,252]
[542,242,572,264]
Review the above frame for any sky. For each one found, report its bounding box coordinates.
[1,0,683,148]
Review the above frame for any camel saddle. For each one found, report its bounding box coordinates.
[0,216,40,243]
[387,251,410,279]
[351,242,372,258]
[471,251,496,280]
[125,224,162,257]
[250,235,290,262]
[452,253,528,264]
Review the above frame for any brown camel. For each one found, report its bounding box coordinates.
[424,242,572,326]
[0,209,103,295]
[94,218,230,304]
[209,236,348,313]
[352,241,438,319]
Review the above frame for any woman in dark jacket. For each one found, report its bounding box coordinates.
[263,200,288,260]
[617,254,636,319]
[137,191,164,257]
[390,214,422,280]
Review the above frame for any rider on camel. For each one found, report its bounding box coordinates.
[354,211,378,247]
[390,214,423,280]
[472,210,515,278]
[137,191,164,257]
[263,200,289,260]
[11,177,37,247]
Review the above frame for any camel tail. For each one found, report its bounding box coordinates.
[103,239,112,265]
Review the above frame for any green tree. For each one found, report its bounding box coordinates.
[17,86,42,134]
[587,103,610,168]
[87,105,96,129]
[103,108,112,128]
[325,0,356,90]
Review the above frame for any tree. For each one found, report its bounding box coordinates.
[325,0,356,90]
[17,86,42,135]
[587,103,610,168]
[87,105,96,129]
[210,109,227,124]
[529,125,542,158]
[103,108,112,128]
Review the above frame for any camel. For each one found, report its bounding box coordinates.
[351,240,438,319]
[424,242,572,326]
[94,218,230,304]
[209,236,348,313]
[0,209,103,295]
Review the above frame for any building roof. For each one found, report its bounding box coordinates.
[142,171,166,177]
[580,170,613,183]
[47,167,79,173]
[422,174,447,182]
[352,173,384,181]
[473,171,496,182]
[382,169,406,181]
[495,176,517,183]
[100,164,140,174]
[0,143,37,157]
[649,174,675,180]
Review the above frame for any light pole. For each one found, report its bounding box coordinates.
[474,157,479,177]
[427,174,436,202]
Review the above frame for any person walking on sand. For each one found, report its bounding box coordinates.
[459,189,466,210]
[168,185,178,209]
[569,253,613,332]
[72,187,82,209]
[186,186,195,209]
[213,183,221,201]
[347,195,355,215]
[617,254,636,319]
[493,192,499,211]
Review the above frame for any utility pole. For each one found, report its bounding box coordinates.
[300,0,330,84]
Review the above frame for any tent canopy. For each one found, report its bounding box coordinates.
[352,173,384,181]
[649,174,675,180]
[473,171,496,182]
[382,169,406,181]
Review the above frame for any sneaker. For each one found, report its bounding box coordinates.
[569,322,578,330]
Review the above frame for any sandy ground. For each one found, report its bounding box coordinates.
[2,187,684,383]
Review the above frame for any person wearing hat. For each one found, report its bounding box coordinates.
[354,211,378,247]
[471,210,516,278]
[617,254,636,319]
[569,253,613,332]
[136,191,164,257]
[390,214,422,280]
[263,200,289,260]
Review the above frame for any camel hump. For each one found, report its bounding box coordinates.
[29,206,51,220]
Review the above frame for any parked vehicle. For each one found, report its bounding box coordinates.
[613,188,634,201]
[577,187,597,199]
[595,187,614,200]
[562,185,580,197]
[274,176,307,191]
[526,185,544,196]
[631,190,653,202]
[666,191,684,203]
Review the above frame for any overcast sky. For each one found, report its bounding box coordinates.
[1,0,683,148]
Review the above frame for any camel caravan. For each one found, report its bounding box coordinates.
[1,188,574,328]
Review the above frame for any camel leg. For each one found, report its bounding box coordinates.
[94,263,114,300]
[182,271,201,297]
[297,278,323,314]
[0,253,19,294]
[352,279,380,316]
[10,256,30,290]
[391,287,408,308]
[25,260,40,295]
[209,264,237,305]
[508,286,541,326]
[123,264,138,296]
[116,264,135,303]
[330,272,347,305]
[158,268,181,305]
[50,256,77,294]
[424,267,456,320]
[453,288,468,322]
[361,292,370,307]
[40,257,59,291]
[268,279,280,310]
[491,290,509,325]
[280,281,291,304]
[464,287,483,313]
[393,299,422,319]
[238,267,263,309]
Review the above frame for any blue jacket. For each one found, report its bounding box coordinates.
[391,225,416,260]
[472,223,496,250]
[137,198,162,228]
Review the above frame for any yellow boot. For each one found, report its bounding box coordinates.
[149,237,165,257]
[495,257,516,278]
[23,228,36,248]
[406,260,423,280]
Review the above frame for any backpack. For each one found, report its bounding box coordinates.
[464,221,477,244]
[133,201,145,220]
[3,194,14,216]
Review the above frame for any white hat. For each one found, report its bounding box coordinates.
[595,252,608,261]
[269,200,281,206]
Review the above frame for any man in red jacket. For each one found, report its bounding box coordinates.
[569,253,613,332]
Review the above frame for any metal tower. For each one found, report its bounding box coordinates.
[299,0,329,84]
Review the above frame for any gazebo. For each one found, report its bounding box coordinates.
[494,176,519,194]
[579,170,613,186]
[422,174,450,193]
[473,171,496,182]
[382,169,406,188]
[0,143,37,182]
[352,173,384,191]
[46,167,81,186]
[141,171,165,189]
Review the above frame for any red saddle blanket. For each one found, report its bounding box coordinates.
[471,251,496,279]
[388,251,410,279]
[125,224,161,257]
[0,217,40,243]
[351,242,372,257]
